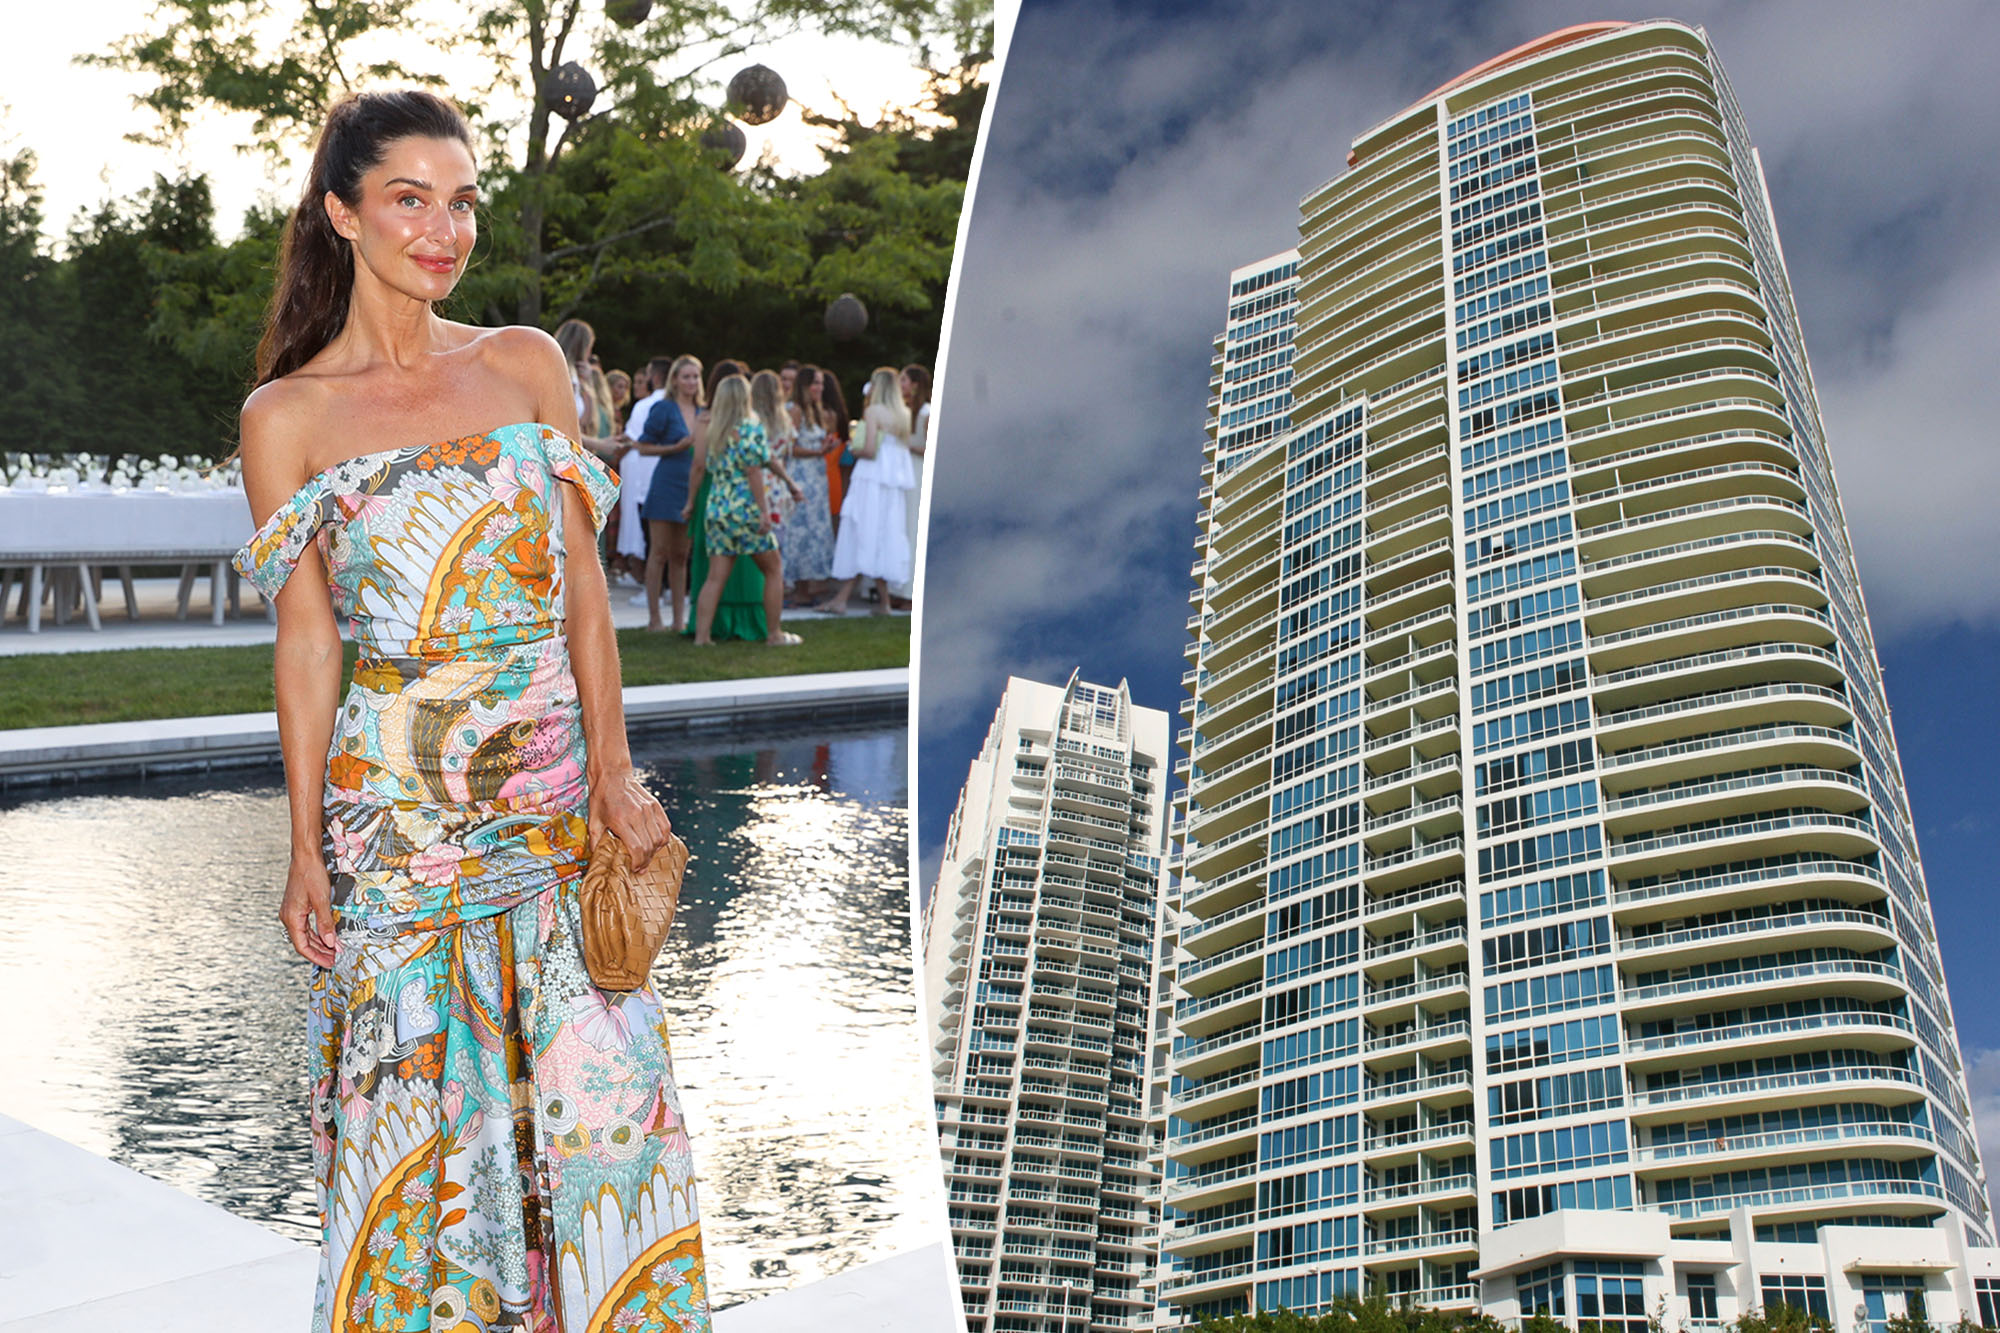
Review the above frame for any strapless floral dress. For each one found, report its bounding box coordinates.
[235,422,710,1333]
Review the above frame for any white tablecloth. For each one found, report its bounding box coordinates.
[0,489,253,559]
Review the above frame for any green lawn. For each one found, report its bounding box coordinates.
[0,617,908,730]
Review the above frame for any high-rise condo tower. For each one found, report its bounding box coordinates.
[1163,19,1992,1331]
[925,675,1172,1332]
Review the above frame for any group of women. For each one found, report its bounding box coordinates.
[557,320,932,645]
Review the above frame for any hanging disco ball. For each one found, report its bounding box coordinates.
[699,119,747,170]
[825,293,868,341]
[726,63,788,126]
[605,0,652,25]
[543,62,597,121]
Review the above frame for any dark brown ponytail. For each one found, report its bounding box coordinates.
[254,90,474,387]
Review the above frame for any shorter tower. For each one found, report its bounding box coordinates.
[923,674,1173,1333]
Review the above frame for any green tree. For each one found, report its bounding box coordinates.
[87,0,990,325]
[0,147,83,445]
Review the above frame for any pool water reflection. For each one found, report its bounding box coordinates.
[0,719,937,1309]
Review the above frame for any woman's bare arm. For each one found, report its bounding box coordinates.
[681,421,711,522]
[240,389,345,966]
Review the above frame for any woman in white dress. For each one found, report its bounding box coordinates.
[817,366,914,615]
[893,363,930,604]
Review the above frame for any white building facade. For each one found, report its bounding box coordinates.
[1161,19,1991,1332]
[925,674,1173,1332]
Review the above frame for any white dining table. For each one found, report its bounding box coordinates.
[0,487,258,631]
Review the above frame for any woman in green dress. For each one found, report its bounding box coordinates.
[680,363,800,642]
[685,373,801,646]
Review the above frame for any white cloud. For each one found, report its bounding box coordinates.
[920,0,2000,740]
[1962,1047,2000,1222]
[1819,254,2000,633]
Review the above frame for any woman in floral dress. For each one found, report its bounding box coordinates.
[685,374,798,647]
[777,366,837,603]
[233,90,709,1332]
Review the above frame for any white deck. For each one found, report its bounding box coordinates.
[0,1113,960,1330]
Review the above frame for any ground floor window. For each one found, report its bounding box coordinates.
[1761,1273,1830,1321]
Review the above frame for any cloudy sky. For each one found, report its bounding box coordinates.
[917,0,2000,1190]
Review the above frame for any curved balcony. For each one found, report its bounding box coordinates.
[1562,303,1771,371]
[1591,641,1846,714]
[1192,706,1275,771]
[1603,765,1870,834]
[1300,165,1439,273]
[1631,1060,1922,1115]
[1186,782,1270,847]
[1619,956,1906,1016]
[1367,497,1452,559]
[1196,611,1278,682]
[1193,644,1276,718]
[1367,567,1456,626]
[1181,854,1267,922]
[1608,808,1877,879]
[1648,1177,1947,1225]
[1601,722,1862,790]
[1558,254,1760,334]
[1582,523,1816,596]
[1568,391,1792,466]
[1579,441,1800,507]
[1367,438,1449,506]
[1635,1120,1936,1173]
[1588,601,1834,675]
[1301,248,1443,344]
[1583,564,1824,637]
[1621,1008,1915,1067]
[1613,861,1888,937]
[1615,906,1895,968]
[1595,679,1853,749]
[1364,674,1458,727]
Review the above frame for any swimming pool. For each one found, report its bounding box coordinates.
[0,718,937,1308]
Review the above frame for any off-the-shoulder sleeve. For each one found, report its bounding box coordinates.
[537,425,619,534]
[232,479,332,600]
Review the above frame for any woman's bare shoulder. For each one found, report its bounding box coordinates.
[468,323,565,375]
[238,378,331,517]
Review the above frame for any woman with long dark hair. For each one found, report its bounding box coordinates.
[232,91,710,1331]
[779,365,838,602]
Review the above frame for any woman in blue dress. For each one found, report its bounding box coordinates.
[636,354,702,632]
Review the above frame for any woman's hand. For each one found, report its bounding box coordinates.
[590,766,673,870]
[679,500,694,522]
[281,854,338,968]
[787,478,805,502]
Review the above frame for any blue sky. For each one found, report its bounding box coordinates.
[918,0,2000,1180]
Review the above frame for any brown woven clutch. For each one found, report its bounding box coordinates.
[579,828,688,992]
